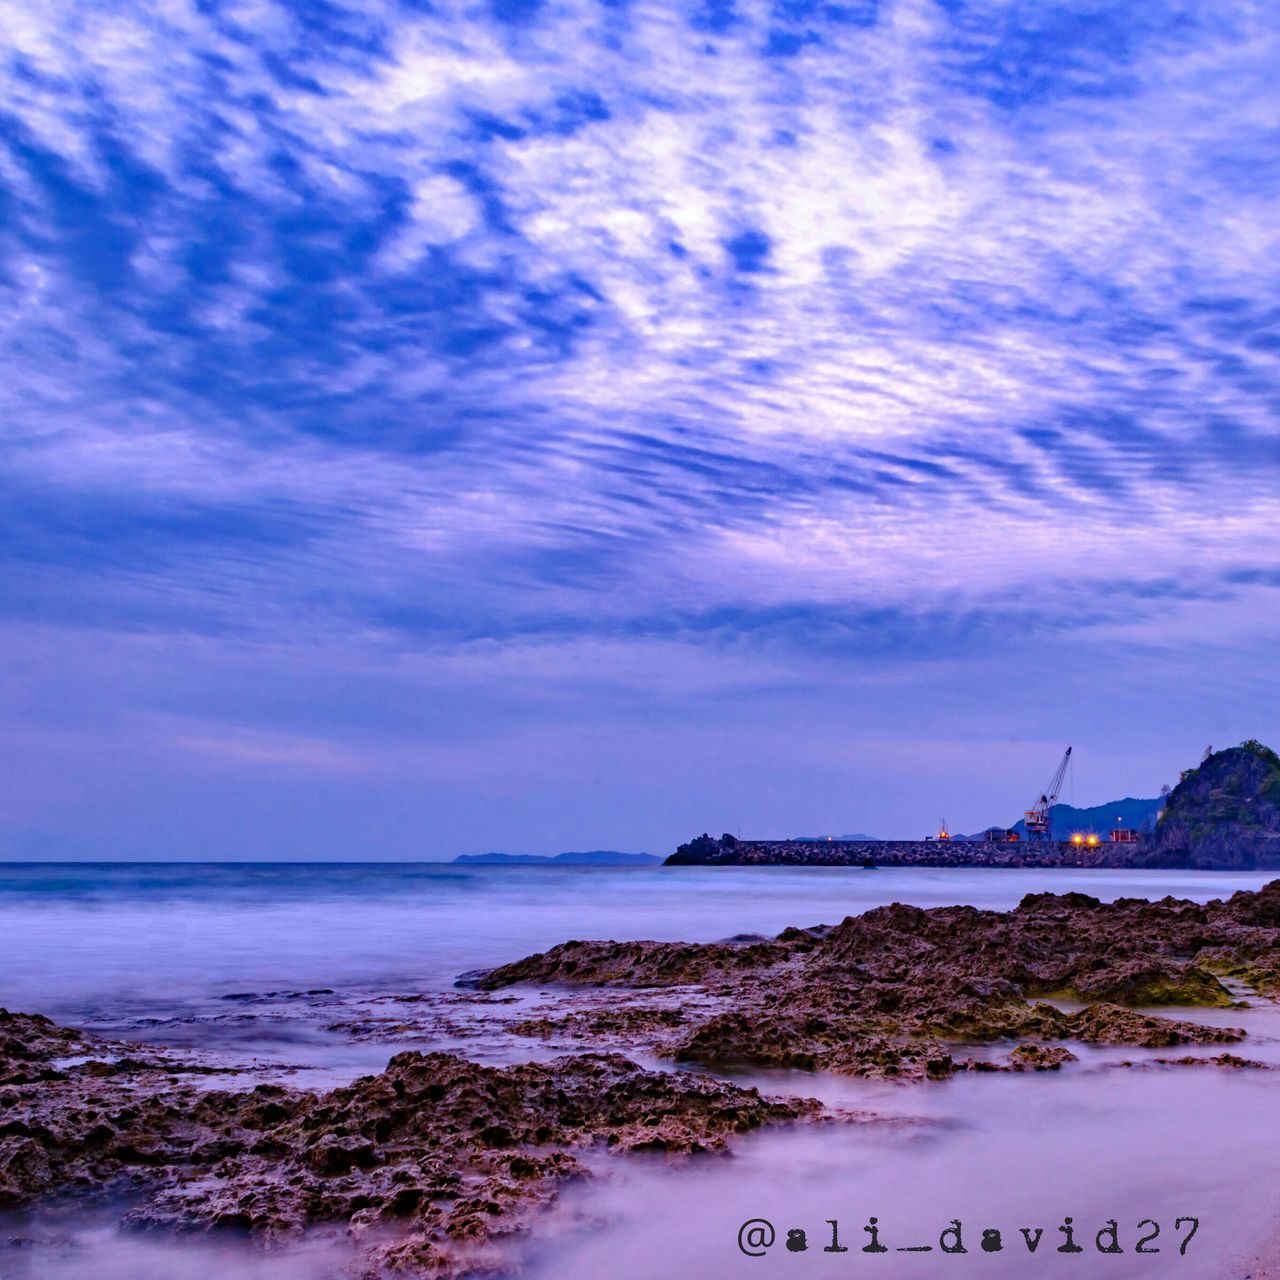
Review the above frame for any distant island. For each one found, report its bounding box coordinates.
[453,850,661,867]
[788,831,880,842]
[667,742,1280,870]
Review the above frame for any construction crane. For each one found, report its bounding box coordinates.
[1024,747,1072,841]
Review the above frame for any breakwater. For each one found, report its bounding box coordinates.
[665,836,1130,868]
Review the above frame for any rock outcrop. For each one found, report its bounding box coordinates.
[0,1011,819,1277]
[480,883,1280,1079]
[1142,741,1280,869]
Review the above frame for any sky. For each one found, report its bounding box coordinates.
[2,0,1279,859]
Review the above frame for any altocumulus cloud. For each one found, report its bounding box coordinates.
[2,0,1280,856]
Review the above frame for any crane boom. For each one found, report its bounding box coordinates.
[1044,747,1072,809]
[1024,746,1072,841]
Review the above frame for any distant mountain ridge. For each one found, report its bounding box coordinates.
[1009,796,1164,839]
[453,850,660,866]
[795,802,1162,843]
[789,832,880,842]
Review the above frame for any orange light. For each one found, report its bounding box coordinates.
[1087,834,1099,846]
[1071,833,1084,845]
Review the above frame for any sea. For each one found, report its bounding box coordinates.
[2,862,1279,1280]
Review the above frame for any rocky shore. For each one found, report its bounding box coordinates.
[0,1010,820,1277]
[5,880,1280,1276]
[480,881,1280,1079]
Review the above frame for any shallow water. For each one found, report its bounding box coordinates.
[0,1208,358,1279]
[2,862,1277,1278]
[531,1064,1280,1280]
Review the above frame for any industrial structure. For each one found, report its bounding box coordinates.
[966,747,1149,847]
[983,826,1021,843]
[1024,746,1072,841]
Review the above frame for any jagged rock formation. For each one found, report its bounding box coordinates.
[480,882,1280,1080]
[0,1012,818,1277]
[1142,741,1280,869]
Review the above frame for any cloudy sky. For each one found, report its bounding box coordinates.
[2,0,1279,858]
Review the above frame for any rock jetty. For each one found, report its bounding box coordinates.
[665,832,1080,867]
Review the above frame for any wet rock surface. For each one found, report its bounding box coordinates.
[0,1012,820,1276]
[479,883,1280,1079]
